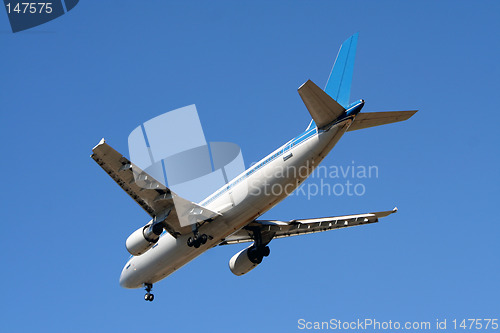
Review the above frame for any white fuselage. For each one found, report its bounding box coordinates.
[119,118,353,289]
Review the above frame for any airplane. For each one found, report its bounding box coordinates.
[91,33,417,302]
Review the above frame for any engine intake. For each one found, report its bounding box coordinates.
[125,223,163,256]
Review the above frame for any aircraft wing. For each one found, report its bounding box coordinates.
[91,139,219,237]
[219,208,398,245]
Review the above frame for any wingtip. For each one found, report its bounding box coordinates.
[92,138,106,151]
[298,79,312,91]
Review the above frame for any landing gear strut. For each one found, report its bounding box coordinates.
[144,283,154,302]
[247,227,271,264]
[187,231,208,248]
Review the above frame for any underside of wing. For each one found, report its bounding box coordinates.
[219,208,398,245]
[91,139,218,237]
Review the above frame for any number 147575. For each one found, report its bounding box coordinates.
[5,2,53,14]
[452,319,498,330]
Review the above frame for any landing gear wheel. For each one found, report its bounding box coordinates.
[200,234,208,244]
[248,247,264,264]
[187,233,208,247]
[144,293,154,301]
[144,283,154,302]
[263,246,270,257]
[246,227,272,264]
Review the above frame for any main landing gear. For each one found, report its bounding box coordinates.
[247,244,270,264]
[144,283,154,302]
[187,231,207,248]
[247,226,271,264]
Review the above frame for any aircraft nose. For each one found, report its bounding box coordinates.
[119,261,137,289]
[119,270,130,288]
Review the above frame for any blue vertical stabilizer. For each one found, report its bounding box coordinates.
[324,33,358,108]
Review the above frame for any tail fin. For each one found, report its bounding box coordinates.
[325,33,358,108]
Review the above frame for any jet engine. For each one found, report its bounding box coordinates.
[229,245,270,276]
[125,223,163,256]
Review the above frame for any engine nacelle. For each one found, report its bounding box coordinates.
[125,223,161,256]
[229,246,261,276]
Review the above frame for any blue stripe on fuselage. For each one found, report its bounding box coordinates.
[199,127,318,206]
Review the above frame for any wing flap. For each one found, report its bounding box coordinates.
[347,111,417,132]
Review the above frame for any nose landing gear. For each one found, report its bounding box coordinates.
[144,283,154,302]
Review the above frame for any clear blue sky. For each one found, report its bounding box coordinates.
[1,1,499,332]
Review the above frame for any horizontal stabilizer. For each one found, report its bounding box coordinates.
[347,110,417,132]
[298,79,345,128]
